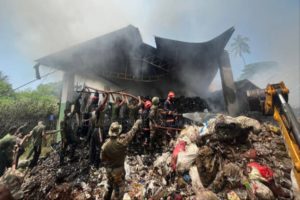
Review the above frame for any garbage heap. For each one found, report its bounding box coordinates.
[0,114,296,200]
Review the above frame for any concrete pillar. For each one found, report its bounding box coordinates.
[218,50,240,116]
[57,72,74,141]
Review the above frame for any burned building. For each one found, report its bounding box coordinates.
[35,25,237,121]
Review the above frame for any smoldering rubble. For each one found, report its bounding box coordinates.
[0,113,296,200]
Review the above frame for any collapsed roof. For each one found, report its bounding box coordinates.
[37,25,234,95]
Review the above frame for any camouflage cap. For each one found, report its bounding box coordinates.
[151,97,160,106]
[108,122,122,137]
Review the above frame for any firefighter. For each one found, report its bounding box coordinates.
[164,91,177,127]
[140,100,152,153]
[163,91,178,144]
[101,119,142,200]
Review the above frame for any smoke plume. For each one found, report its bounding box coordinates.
[0,0,299,107]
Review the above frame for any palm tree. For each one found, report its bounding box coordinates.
[230,34,250,65]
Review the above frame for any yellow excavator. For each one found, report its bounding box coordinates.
[247,82,300,188]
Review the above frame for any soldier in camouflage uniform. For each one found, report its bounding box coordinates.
[60,110,79,165]
[127,96,142,126]
[110,95,125,123]
[89,93,109,168]
[101,119,142,200]
[0,127,18,175]
[27,121,46,168]
[149,96,162,151]
[22,121,60,168]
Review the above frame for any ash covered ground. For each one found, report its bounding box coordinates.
[0,112,297,200]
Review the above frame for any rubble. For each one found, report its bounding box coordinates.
[0,114,296,199]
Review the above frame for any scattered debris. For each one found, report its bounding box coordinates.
[0,114,296,199]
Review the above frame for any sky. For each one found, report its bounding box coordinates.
[0,0,299,106]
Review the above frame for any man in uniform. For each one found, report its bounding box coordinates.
[60,110,79,165]
[101,119,142,200]
[149,97,161,152]
[0,127,18,175]
[26,121,46,168]
[127,96,142,126]
[110,95,125,123]
[163,91,178,143]
[91,91,100,109]
[140,100,152,153]
[164,91,177,127]
[89,92,109,168]
[23,121,60,168]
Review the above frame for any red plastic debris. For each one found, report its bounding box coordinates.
[171,140,186,171]
[247,162,274,182]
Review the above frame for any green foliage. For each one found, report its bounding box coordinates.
[37,82,62,98]
[0,72,61,137]
[0,71,13,97]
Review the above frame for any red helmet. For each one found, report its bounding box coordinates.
[168,91,175,98]
[144,100,152,109]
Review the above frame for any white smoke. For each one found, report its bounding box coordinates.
[0,0,299,107]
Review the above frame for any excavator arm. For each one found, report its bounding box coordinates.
[247,82,300,187]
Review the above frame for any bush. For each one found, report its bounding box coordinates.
[0,72,60,137]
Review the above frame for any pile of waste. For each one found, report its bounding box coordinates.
[0,114,296,200]
[157,97,209,113]
[174,96,209,113]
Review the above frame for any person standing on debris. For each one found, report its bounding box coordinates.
[23,121,60,168]
[89,92,109,168]
[0,126,18,175]
[12,123,29,169]
[163,91,178,143]
[60,110,79,165]
[0,123,30,174]
[119,98,129,132]
[127,96,142,126]
[91,91,100,109]
[80,111,92,138]
[149,97,161,151]
[140,100,152,153]
[24,121,46,168]
[110,94,125,123]
[73,92,83,127]
[164,91,176,110]
[80,87,91,114]
[101,119,142,200]
[164,91,178,127]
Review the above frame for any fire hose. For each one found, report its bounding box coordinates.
[154,125,182,131]
[83,85,140,101]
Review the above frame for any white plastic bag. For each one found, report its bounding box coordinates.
[176,143,199,172]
